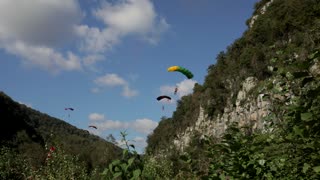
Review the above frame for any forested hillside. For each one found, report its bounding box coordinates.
[0,91,121,179]
[2,0,320,179]
[143,0,320,179]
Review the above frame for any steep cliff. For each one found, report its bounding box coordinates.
[146,0,320,158]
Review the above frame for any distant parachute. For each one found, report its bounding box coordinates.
[167,66,193,79]
[65,108,74,111]
[157,95,171,111]
[64,107,74,118]
[156,95,172,101]
[89,125,97,129]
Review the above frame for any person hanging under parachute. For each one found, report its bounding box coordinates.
[174,86,178,95]
[64,107,74,118]
[157,95,171,111]
[168,66,193,96]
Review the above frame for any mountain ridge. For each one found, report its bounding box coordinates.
[0,91,122,171]
[144,0,320,178]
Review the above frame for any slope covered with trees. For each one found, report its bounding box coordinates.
[143,0,320,178]
[148,0,320,153]
[0,91,121,179]
[2,0,320,179]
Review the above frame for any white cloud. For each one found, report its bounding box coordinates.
[89,113,105,121]
[133,136,145,142]
[83,54,105,67]
[131,118,158,134]
[4,41,82,73]
[99,120,130,130]
[94,0,156,34]
[0,0,81,47]
[144,17,170,45]
[116,139,126,147]
[176,79,197,97]
[93,73,138,98]
[94,73,127,87]
[0,0,84,73]
[88,114,158,134]
[0,0,168,73]
[74,25,120,53]
[160,79,197,98]
[77,0,169,53]
[132,136,147,151]
[116,136,147,153]
[122,85,138,97]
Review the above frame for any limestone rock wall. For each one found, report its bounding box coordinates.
[173,77,271,151]
[249,0,274,28]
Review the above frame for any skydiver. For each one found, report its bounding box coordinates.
[174,87,178,95]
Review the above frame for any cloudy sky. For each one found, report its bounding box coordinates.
[0,0,259,153]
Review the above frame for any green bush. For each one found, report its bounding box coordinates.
[0,147,32,180]
[142,157,173,179]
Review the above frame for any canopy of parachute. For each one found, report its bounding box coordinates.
[156,95,171,101]
[64,107,74,118]
[89,125,97,129]
[65,108,74,111]
[167,66,193,79]
[157,95,171,111]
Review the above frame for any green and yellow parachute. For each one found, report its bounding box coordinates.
[167,66,193,79]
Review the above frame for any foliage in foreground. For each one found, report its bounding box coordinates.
[0,144,100,180]
[102,131,143,179]
[175,50,320,179]
[2,0,320,179]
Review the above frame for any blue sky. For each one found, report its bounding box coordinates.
[0,0,260,153]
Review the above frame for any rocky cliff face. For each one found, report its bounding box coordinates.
[147,0,320,158]
[172,56,320,152]
[173,77,271,152]
[249,0,274,28]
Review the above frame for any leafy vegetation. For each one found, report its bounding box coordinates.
[194,71,320,179]
[159,47,320,178]
[0,144,99,180]
[145,0,320,178]
[0,92,122,177]
[147,0,320,155]
[2,0,320,179]
[102,131,144,179]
